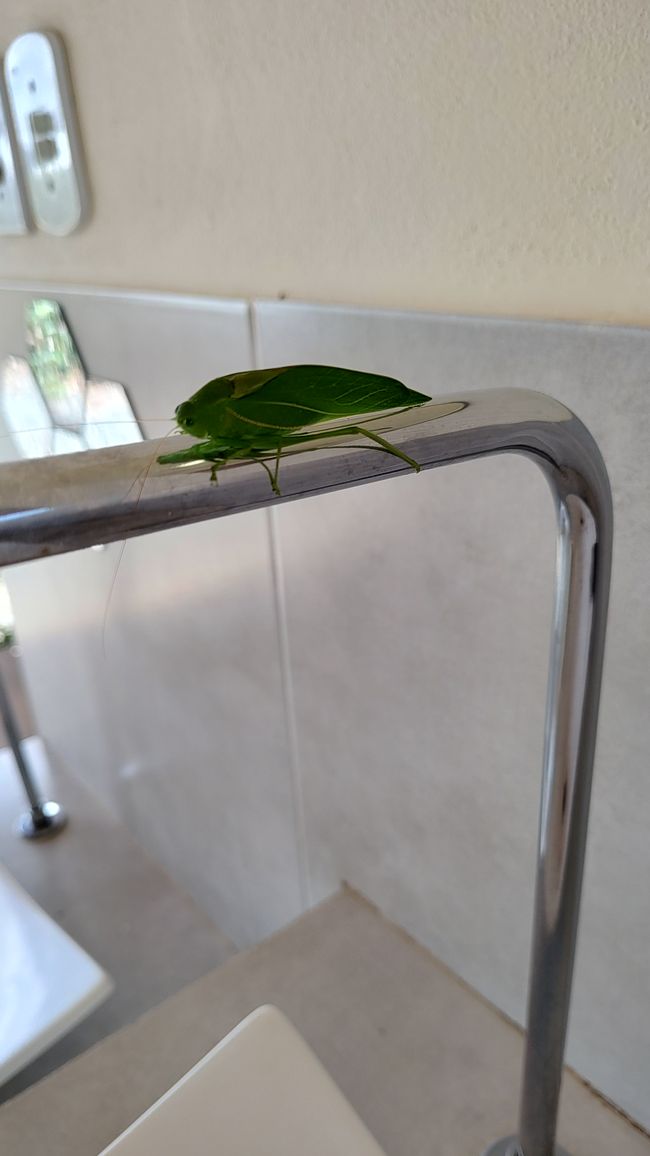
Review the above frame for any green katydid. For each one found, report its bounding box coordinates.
[157,365,431,495]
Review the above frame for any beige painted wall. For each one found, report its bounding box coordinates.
[2,0,649,324]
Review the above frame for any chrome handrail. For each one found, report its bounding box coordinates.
[0,388,612,1156]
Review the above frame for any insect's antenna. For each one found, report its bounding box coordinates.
[81,419,173,434]
[0,425,55,438]
[0,418,172,451]
[102,426,179,659]
[117,426,181,505]
[101,539,128,663]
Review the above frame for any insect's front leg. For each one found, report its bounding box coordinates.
[157,439,236,484]
[157,439,224,466]
[200,444,241,484]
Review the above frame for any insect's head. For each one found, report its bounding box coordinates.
[175,375,236,436]
[175,399,202,435]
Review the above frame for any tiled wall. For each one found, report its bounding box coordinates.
[1,287,648,1128]
[0,288,303,946]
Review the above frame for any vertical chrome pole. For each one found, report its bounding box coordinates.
[485,460,612,1156]
[0,657,67,839]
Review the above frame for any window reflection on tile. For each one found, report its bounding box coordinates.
[0,356,54,460]
[26,299,86,431]
[84,380,143,449]
[51,427,86,456]
[0,299,143,461]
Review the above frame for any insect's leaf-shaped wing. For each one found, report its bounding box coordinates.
[185,367,288,419]
[226,366,429,432]
[228,367,288,399]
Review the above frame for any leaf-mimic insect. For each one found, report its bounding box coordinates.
[157,365,431,495]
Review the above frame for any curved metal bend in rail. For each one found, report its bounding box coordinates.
[0,389,612,1156]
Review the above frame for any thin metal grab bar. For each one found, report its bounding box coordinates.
[0,658,67,838]
[0,388,612,1156]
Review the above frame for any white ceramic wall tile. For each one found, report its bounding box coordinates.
[103,511,304,945]
[0,287,303,946]
[254,300,650,1129]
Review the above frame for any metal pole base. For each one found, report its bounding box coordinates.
[15,800,68,840]
[482,1139,571,1156]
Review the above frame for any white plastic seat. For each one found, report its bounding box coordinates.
[100,1005,387,1156]
[0,862,112,1086]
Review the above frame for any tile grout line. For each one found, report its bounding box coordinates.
[266,506,313,911]
[248,303,312,911]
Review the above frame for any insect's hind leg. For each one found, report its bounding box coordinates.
[277,425,421,472]
[349,426,421,472]
[248,446,283,496]
[272,444,282,492]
